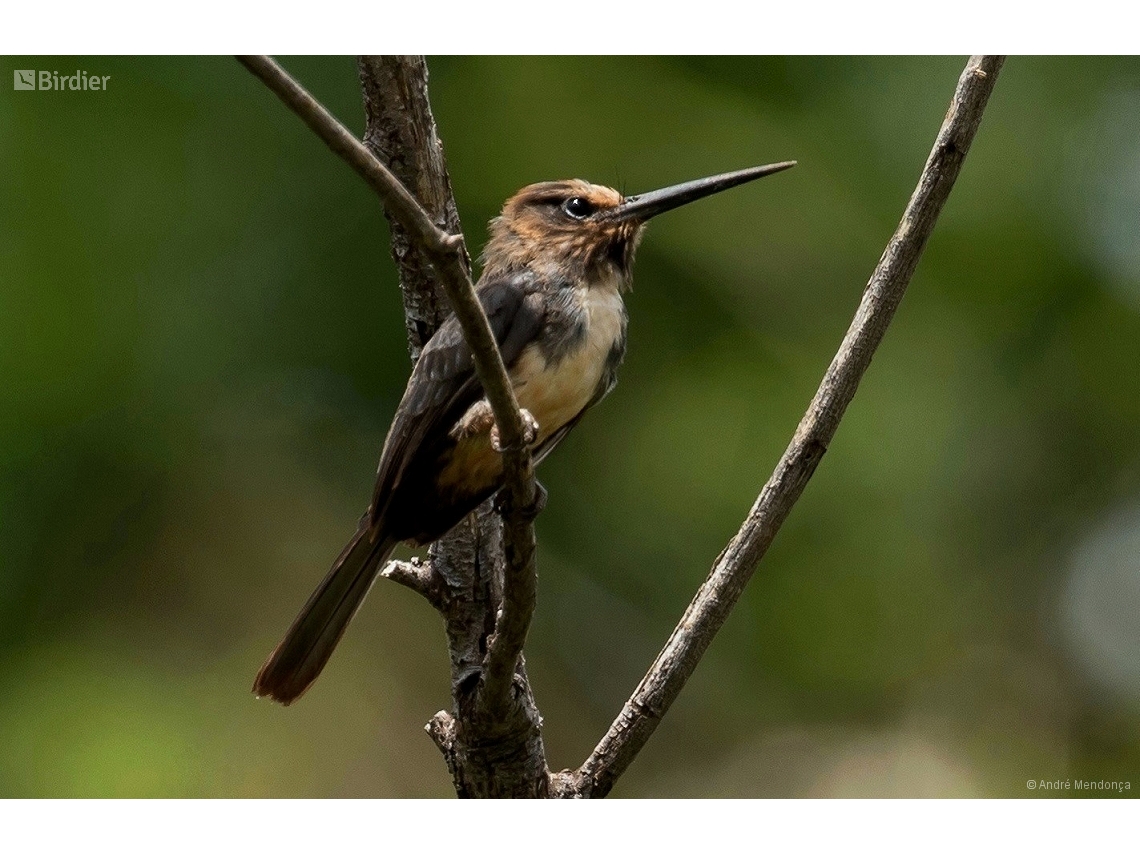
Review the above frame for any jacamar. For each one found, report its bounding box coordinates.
[254,161,795,704]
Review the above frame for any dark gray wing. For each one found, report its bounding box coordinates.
[369,272,546,526]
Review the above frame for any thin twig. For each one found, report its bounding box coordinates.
[238,57,447,261]
[380,559,441,606]
[574,55,1005,797]
[236,57,526,453]
[240,55,539,735]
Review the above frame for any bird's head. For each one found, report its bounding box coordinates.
[480,162,796,287]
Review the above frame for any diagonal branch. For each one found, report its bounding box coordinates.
[571,54,1005,798]
[358,55,546,796]
[237,55,538,721]
[236,56,519,452]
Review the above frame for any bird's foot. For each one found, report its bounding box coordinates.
[490,408,539,453]
[449,399,494,442]
[494,480,548,522]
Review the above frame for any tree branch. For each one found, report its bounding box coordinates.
[240,53,1003,799]
[379,558,442,607]
[355,57,542,768]
[238,55,539,726]
[357,55,464,358]
[572,54,1005,798]
[236,57,524,453]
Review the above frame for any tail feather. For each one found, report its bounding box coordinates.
[254,520,397,705]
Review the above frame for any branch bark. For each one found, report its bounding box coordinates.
[236,57,530,464]
[239,54,1003,798]
[239,54,547,796]
[357,56,461,357]
[356,56,545,796]
[569,54,1005,797]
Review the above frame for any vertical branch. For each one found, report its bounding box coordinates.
[238,54,549,797]
[357,56,466,358]
[356,56,547,797]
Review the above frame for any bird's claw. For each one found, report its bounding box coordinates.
[520,409,539,446]
[490,408,539,453]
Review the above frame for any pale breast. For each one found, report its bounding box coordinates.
[511,284,626,442]
[437,284,625,499]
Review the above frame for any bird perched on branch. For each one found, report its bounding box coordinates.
[254,161,796,704]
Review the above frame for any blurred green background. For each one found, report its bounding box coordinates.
[1,56,1138,797]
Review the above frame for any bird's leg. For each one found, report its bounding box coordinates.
[489,408,539,453]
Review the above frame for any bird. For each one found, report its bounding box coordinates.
[253,161,796,705]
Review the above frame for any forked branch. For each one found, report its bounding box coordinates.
[238,53,1003,798]
[237,54,538,729]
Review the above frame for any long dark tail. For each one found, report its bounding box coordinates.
[254,519,398,705]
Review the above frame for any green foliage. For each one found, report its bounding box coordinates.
[1,56,1138,796]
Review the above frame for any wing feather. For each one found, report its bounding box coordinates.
[369,272,547,527]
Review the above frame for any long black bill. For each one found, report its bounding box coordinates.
[608,161,796,223]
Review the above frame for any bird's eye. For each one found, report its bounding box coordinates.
[562,197,595,219]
